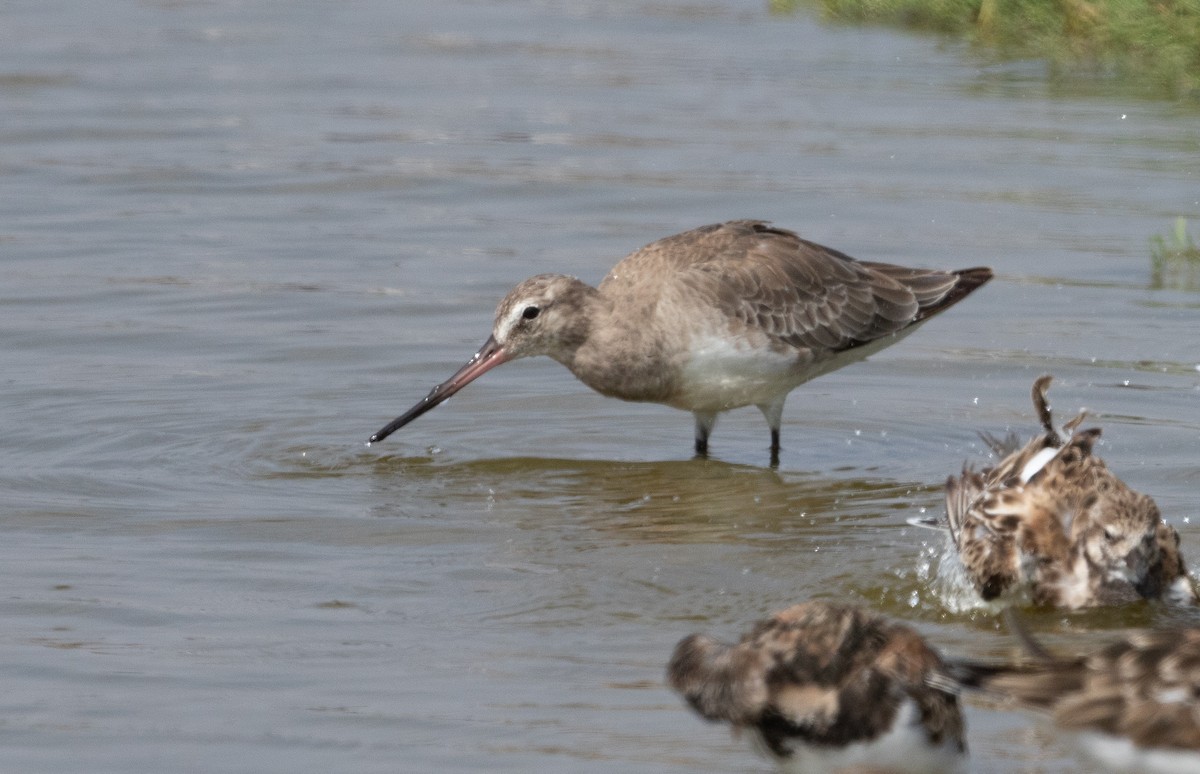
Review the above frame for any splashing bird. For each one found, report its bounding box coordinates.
[943,375,1195,608]
[370,220,992,463]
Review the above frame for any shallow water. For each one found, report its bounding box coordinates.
[3,1,1199,772]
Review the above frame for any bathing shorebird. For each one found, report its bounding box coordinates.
[942,375,1195,608]
[667,601,968,774]
[369,220,992,463]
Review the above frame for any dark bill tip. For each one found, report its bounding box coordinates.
[367,335,509,445]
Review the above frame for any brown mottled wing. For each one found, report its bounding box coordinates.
[950,658,1089,713]
[978,423,1074,489]
[604,220,989,353]
[750,603,898,749]
[944,469,1020,600]
[602,220,776,276]
[943,409,1099,602]
[974,377,1071,487]
[970,629,1200,751]
[1090,630,1200,750]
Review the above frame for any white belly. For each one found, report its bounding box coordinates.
[765,699,966,774]
[672,334,808,411]
[672,327,917,412]
[1075,731,1200,774]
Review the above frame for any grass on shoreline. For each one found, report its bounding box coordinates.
[774,0,1200,98]
[1150,217,1200,289]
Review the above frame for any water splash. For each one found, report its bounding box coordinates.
[922,533,1010,615]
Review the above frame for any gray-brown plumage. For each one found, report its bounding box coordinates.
[952,624,1200,773]
[369,220,992,463]
[666,601,967,773]
[944,375,1195,608]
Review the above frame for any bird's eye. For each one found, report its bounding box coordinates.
[522,306,540,320]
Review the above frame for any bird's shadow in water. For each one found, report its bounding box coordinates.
[359,452,935,543]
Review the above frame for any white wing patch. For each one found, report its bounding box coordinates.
[1019,446,1061,483]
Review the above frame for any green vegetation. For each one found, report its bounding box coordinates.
[1150,217,1200,289]
[772,0,1200,98]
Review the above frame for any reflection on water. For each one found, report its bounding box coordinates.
[364,454,924,536]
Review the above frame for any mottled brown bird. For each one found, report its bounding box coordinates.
[952,622,1200,774]
[666,601,967,773]
[944,375,1194,608]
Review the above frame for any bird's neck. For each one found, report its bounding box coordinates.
[562,292,678,403]
[541,281,607,367]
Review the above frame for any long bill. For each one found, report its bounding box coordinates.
[368,335,510,444]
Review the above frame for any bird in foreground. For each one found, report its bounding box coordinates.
[666,601,967,774]
[943,375,1195,609]
[369,220,992,464]
[951,619,1200,774]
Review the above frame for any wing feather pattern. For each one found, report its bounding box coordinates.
[602,220,989,355]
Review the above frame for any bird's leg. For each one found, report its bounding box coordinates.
[693,412,716,458]
[758,399,785,467]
